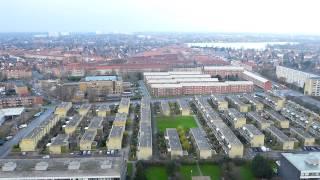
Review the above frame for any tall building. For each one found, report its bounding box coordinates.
[304,77,320,96]
[79,76,123,95]
[279,152,320,180]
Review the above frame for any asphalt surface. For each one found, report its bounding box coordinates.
[0,106,55,158]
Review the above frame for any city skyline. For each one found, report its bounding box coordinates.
[1,0,320,34]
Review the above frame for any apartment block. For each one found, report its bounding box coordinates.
[113,113,127,126]
[165,128,183,159]
[97,104,111,117]
[177,99,191,115]
[160,100,170,116]
[247,112,273,130]
[194,96,223,123]
[78,104,91,116]
[276,65,318,88]
[20,115,60,151]
[210,94,228,111]
[240,70,272,91]
[225,96,250,113]
[265,126,296,150]
[137,97,153,160]
[223,108,246,128]
[203,66,244,77]
[79,130,97,151]
[54,102,72,118]
[106,126,125,150]
[213,121,244,158]
[242,94,264,111]
[118,97,130,114]
[79,76,123,94]
[264,109,289,129]
[49,134,69,154]
[87,116,104,133]
[190,128,212,159]
[290,127,315,146]
[238,124,265,147]
[64,115,84,135]
[0,96,43,108]
[304,77,320,96]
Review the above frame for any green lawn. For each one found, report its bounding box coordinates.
[239,164,254,180]
[180,165,200,180]
[156,116,198,133]
[200,164,221,180]
[127,162,133,177]
[145,166,168,180]
[180,164,221,180]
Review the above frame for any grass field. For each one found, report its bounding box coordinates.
[127,162,133,177]
[239,164,254,180]
[156,115,198,133]
[145,166,168,180]
[180,164,221,180]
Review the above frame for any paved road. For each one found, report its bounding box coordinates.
[0,107,55,158]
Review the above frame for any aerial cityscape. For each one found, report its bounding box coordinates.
[1,0,320,180]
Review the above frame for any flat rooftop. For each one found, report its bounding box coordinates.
[108,126,124,138]
[97,104,110,111]
[84,76,118,82]
[65,115,83,128]
[119,97,130,108]
[243,70,269,83]
[166,128,183,151]
[114,113,127,123]
[0,157,123,179]
[80,130,97,142]
[190,128,211,151]
[138,123,152,148]
[177,99,190,111]
[214,121,243,146]
[50,134,69,146]
[282,152,320,172]
[242,124,263,136]
[88,117,104,130]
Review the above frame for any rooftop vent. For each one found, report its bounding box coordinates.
[68,161,80,170]
[100,160,112,169]
[2,162,16,172]
[35,161,48,171]
[305,156,320,166]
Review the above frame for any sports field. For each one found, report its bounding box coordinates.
[156,115,198,133]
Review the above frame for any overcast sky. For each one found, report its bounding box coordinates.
[1,0,320,34]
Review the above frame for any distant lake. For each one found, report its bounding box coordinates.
[187,42,299,50]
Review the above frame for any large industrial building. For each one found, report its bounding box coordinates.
[0,157,125,179]
[279,152,320,180]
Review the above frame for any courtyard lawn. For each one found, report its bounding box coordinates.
[127,162,133,177]
[156,115,198,133]
[200,164,221,180]
[180,165,200,180]
[145,166,168,180]
[239,164,254,180]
